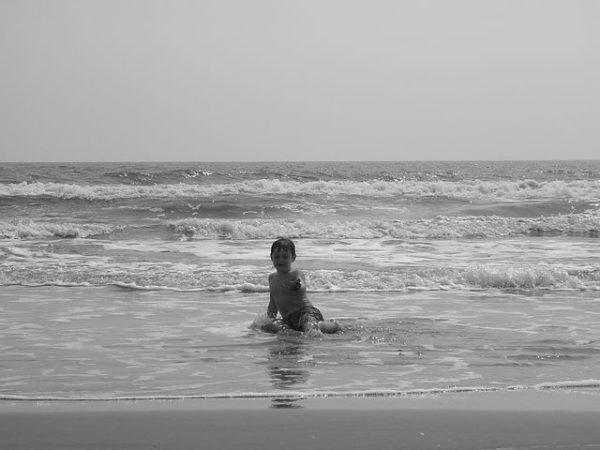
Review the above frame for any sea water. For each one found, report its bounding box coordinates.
[1,161,599,404]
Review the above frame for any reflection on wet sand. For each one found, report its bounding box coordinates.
[267,339,310,408]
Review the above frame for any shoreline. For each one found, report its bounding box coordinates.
[3,388,600,412]
[2,390,600,450]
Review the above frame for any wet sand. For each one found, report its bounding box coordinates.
[2,390,600,449]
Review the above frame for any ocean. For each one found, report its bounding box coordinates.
[1,160,599,405]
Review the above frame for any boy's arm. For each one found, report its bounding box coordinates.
[267,274,278,319]
[291,270,306,291]
[267,292,278,319]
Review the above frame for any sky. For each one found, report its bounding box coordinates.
[1,1,599,162]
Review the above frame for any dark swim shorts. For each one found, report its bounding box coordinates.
[282,306,324,332]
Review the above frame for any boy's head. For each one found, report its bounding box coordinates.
[270,238,296,259]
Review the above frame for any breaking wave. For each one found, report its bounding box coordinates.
[2,260,598,291]
[2,178,600,202]
[2,209,598,241]
[0,220,123,239]
[167,212,600,240]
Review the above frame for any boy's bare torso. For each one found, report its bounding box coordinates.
[268,269,312,319]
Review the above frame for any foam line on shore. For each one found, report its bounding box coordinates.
[2,380,600,403]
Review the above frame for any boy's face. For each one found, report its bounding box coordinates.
[271,248,295,273]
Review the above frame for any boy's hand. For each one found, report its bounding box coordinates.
[290,278,302,290]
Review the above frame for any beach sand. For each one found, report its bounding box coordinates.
[2,390,600,449]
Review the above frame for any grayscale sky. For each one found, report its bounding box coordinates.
[1,0,599,162]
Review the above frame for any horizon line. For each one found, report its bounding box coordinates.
[2,158,600,164]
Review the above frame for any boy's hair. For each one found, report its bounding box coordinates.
[270,238,296,258]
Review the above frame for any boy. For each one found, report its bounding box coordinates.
[266,238,339,334]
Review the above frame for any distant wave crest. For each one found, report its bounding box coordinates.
[167,211,600,240]
[0,220,122,239]
[2,209,598,241]
[2,179,600,201]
